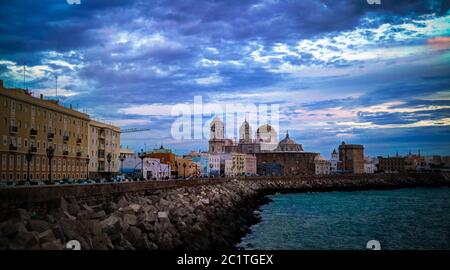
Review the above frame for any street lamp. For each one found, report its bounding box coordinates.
[25,148,34,183]
[106,153,112,181]
[46,146,54,182]
[209,163,214,178]
[119,153,126,174]
[86,155,90,181]
[138,149,145,180]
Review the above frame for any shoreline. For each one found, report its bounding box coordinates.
[1,173,449,250]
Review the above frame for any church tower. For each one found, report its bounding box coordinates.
[239,119,252,143]
[208,116,225,153]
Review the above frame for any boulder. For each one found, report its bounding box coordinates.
[90,210,106,220]
[100,215,120,232]
[0,221,28,237]
[28,219,51,233]
[41,239,63,250]
[38,229,56,244]
[157,211,170,223]
[123,214,137,226]
[8,208,30,222]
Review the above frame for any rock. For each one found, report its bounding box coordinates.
[100,215,120,232]
[64,211,77,221]
[90,210,106,219]
[10,231,39,249]
[157,211,169,223]
[28,219,51,233]
[38,229,56,244]
[123,214,137,226]
[92,233,113,250]
[41,239,63,250]
[129,204,141,213]
[0,221,28,237]
[59,220,79,240]
[8,208,30,222]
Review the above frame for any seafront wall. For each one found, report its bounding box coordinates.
[0,173,449,250]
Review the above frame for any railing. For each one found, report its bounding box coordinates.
[30,146,37,153]
[47,132,54,139]
[63,150,69,156]
[99,144,105,149]
[9,144,17,151]
[76,138,82,144]
[30,129,38,136]
[76,152,82,157]
[63,135,69,141]
[9,126,18,133]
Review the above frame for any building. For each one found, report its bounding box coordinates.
[244,154,257,176]
[378,156,406,173]
[121,154,142,175]
[208,116,225,154]
[0,80,89,182]
[175,157,193,178]
[275,131,303,152]
[207,153,221,177]
[191,156,209,177]
[143,157,170,180]
[88,120,121,179]
[338,142,364,174]
[329,149,339,173]
[314,155,331,175]
[146,145,177,177]
[364,156,378,174]
[221,153,246,176]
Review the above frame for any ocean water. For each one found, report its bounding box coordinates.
[237,188,450,250]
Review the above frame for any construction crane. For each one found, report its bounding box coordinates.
[120,128,151,133]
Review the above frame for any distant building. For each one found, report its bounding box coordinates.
[244,154,257,175]
[175,157,193,178]
[221,152,246,176]
[143,157,170,180]
[146,145,177,177]
[378,156,406,173]
[314,155,330,175]
[338,142,364,174]
[364,156,378,174]
[88,120,121,179]
[207,153,221,177]
[329,149,339,173]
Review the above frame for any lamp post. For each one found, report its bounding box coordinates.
[119,153,126,174]
[209,163,214,177]
[85,155,90,181]
[25,148,34,183]
[138,149,145,180]
[46,146,54,182]
[106,153,112,181]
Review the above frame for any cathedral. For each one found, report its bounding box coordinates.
[207,116,318,175]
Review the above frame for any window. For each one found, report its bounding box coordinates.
[2,136,7,146]
[24,139,28,147]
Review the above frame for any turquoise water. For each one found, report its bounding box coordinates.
[237,188,450,250]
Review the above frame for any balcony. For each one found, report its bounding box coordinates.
[9,125,18,134]
[98,166,105,172]
[9,144,17,151]
[30,146,37,153]
[63,135,69,141]
[30,129,38,136]
[98,129,105,139]
[76,151,82,157]
[76,137,82,144]
[63,150,69,156]
[47,132,54,140]
[99,143,105,150]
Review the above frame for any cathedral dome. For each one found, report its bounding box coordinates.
[276,131,303,152]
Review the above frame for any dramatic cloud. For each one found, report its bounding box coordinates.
[0,0,449,156]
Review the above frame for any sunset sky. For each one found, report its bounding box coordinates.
[1,0,449,156]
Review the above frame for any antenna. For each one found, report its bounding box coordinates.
[23,64,26,89]
[55,75,58,101]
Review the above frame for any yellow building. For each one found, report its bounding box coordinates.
[0,80,89,182]
[224,153,246,176]
[175,157,193,178]
[88,120,121,178]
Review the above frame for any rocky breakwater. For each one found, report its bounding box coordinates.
[1,173,449,250]
[0,180,267,250]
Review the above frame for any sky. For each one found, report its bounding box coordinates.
[1,0,449,157]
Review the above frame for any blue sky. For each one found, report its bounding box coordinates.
[1,0,449,157]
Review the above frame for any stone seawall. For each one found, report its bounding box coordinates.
[0,173,449,250]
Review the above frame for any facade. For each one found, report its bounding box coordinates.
[207,153,221,176]
[0,80,89,182]
[275,131,303,152]
[146,145,177,177]
[221,153,246,176]
[175,157,193,178]
[338,142,365,174]
[143,158,170,180]
[330,149,339,173]
[378,156,406,173]
[244,154,257,175]
[364,156,378,174]
[314,155,331,175]
[88,120,121,179]
[191,156,208,177]
[256,152,318,176]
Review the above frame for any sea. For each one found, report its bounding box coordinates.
[237,187,450,250]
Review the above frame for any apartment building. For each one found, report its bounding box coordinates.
[0,80,89,181]
[88,120,121,179]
